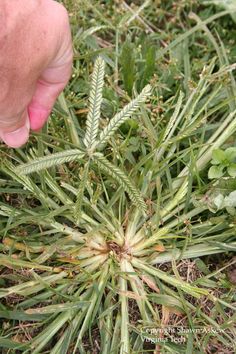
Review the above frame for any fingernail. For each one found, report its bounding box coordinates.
[2,119,30,148]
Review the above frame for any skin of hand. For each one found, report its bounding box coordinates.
[0,0,73,148]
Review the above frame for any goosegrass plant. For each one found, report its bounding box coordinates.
[1,56,236,353]
[1,1,236,353]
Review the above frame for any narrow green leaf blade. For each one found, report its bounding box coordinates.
[74,161,90,223]
[120,39,135,96]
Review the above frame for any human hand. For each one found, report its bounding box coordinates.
[0,0,73,148]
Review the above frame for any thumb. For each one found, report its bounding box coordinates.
[0,111,30,148]
[29,47,72,131]
[28,2,73,131]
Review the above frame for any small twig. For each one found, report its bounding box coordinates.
[122,0,154,33]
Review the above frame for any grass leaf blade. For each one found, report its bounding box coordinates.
[74,161,90,223]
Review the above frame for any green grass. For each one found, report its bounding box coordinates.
[0,1,236,353]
